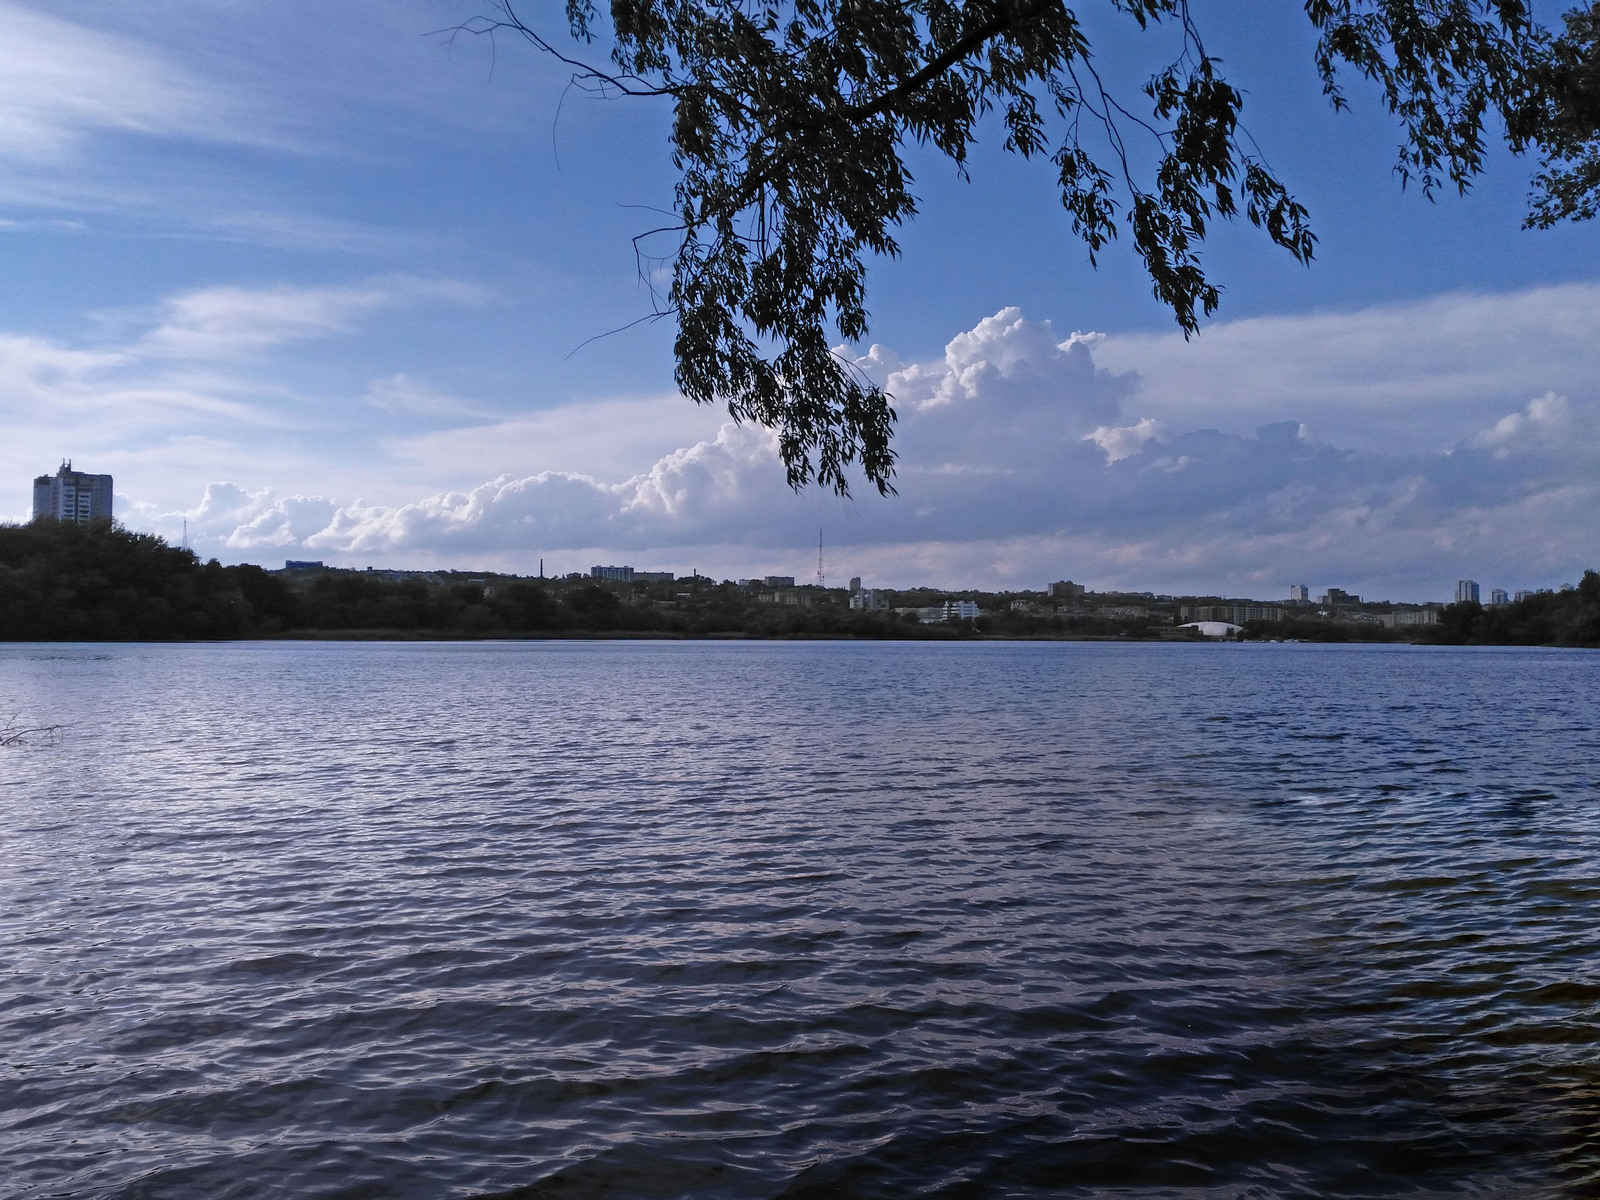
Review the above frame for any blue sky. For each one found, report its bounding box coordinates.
[3,0,1599,601]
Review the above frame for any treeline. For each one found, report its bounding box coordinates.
[3,521,1597,645]
[0,520,252,639]
[0,521,953,640]
[1235,573,1600,647]
[1427,575,1600,646]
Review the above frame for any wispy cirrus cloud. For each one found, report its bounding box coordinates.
[0,2,282,162]
[0,275,490,522]
[133,277,483,359]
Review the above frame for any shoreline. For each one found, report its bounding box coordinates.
[1,630,1585,648]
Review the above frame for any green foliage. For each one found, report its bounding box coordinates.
[465,0,1571,493]
[1428,575,1600,645]
[0,520,251,640]
[1520,2,1600,225]
[4,522,1595,646]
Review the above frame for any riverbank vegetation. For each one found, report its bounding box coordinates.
[2,521,1596,646]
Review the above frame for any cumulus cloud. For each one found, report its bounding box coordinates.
[12,279,1600,600]
[308,422,788,556]
[145,295,1600,599]
[1093,284,1600,454]
[1469,391,1598,460]
[1086,417,1170,462]
[173,482,340,550]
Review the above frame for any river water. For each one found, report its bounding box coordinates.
[1,640,1598,1198]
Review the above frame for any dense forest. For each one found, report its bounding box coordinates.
[1,520,1597,645]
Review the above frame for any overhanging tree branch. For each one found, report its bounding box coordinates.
[470,0,1584,496]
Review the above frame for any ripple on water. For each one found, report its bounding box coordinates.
[0,640,1598,1198]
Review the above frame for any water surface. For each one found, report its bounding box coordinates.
[2,641,1598,1198]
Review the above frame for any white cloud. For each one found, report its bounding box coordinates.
[0,275,491,526]
[1086,417,1170,462]
[135,277,481,359]
[0,4,259,161]
[154,297,1600,599]
[381,394,730,483]
[305,422,788,556]
[167,482,340,550]
[364,373,487,419]
[1093,284,1600,454]
[10,281,1600,601]
[1469,390,1599,461]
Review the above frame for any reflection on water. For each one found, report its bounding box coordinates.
[1,641,1598,1197]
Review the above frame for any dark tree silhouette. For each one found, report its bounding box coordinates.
[458,0,1599,494]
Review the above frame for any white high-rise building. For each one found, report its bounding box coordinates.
[1455,579,1480,604]
[32,461,113,524]
[1288,584,1309,603]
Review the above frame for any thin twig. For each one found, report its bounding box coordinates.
[1,715,62,747]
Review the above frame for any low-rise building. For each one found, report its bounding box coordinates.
[761,589,812,607]
[1377,608,1440,627]
[916,599,979,622]
[849,588,889,611]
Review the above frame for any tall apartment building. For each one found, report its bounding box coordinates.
[1489,588,1509,606]
[590,565,634,582]
[32,461,113,524]
[1455,579,1480,604]
[1288,584,1310,603]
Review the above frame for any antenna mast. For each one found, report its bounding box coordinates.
[817,526,824,588]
